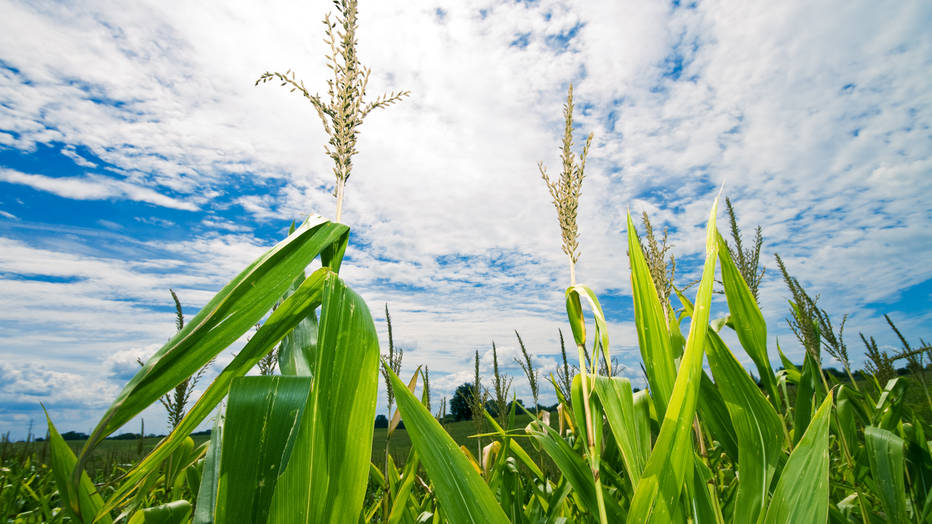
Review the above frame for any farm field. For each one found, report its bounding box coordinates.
[1,0,930,523]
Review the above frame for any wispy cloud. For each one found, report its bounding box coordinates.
[0,168,198,210]
[0,0,929,436]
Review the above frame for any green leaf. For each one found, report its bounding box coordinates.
[628,195,720,523]
[593,376,650,486]
[775,340,798,376]
[706,330,783,523]
[792,349,821,444]
[278,274,319,377]
[874,377,906,430]
[44,409,113,523]
[127,501,192,524]
[389,367,422,438]
[268,272,380,523]
[483,411,545,480]
[865,426,907,522]
[696,371,739,462]
[685,454,724,524]
[717,232,779,405]
[527,418,600,513]
[215,376,311,523]
[763,392,833,524]
[835,386,859,460]
[627,212,678,416]
[565,284,611,372]
[386,366,509,524]
[81,218,347,460]
[388,451,422,524]
[193,412,223,524]
[105,267,331,511]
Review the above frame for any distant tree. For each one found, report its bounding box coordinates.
[61,431,90,441]
[450,383,475,421]
[374,414,388,428]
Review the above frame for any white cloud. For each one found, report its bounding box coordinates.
[61,145,98,168]
[0,168,198,211]
[0,0,930,435]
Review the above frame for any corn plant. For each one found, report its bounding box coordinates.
[380,86,928,523]
[43,1,402,521]
[514,330,540,419]
[33,3,929,520]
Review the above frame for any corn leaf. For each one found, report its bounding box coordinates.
[214,376,311,523]
[81,218,347,462]
[127,501,192,524]
[593,376,650,486]
[527,419,599,513]
[44,409,113,523]
[484,411,545,480]
[685,454,724,524]
[626,211,678,416]
[386,366,509,524]
[696,371,739,461]
[389,368,422,438]
[192,412,223,524]
[717,232,778,404]
[706,329,783,523]
[104,267,331,511]
[268,272,380,523]
[865,426,907,522]
[278,288,318,376]
[874,377,906,430]
[388,451,422,524]
[628,195,720,523]
[763,392,833,524]
[565,284,611,372]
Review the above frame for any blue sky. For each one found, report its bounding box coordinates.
[1,0,930,439]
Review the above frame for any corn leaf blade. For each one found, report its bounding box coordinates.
[763,392,833,524]
[717,232,778,404]
[865,426,907,522]
[192,412,224,524]
[626,211,678,416]
[696,371,739,461]
[127,500,192,524]
[593,376,650,486]
[268,272,380,523]
[628,196,720,523]
[82,218,347,460]
[278,273,319,377]
[214,376,311,523]
[105,268,330,511]
[706,330,783,523]
[44,410,113,523]
[386,366,509,524]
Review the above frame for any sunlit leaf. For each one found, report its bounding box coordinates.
[763,392,833,524]
[628,195,720,523]
[387,366,509,524]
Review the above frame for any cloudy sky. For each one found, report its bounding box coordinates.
[1,0,930,439]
